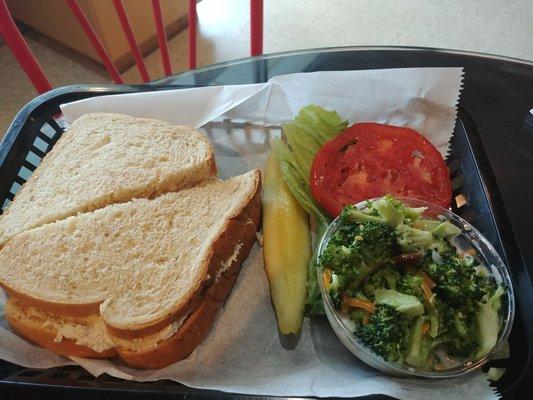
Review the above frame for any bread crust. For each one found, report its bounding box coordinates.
[0,286,101,317]
[5,299,117,359]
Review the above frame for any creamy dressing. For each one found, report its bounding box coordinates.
[216,242,242,280]
[23,305,115,353]
[23,303,183,353]
[51,318,115,353]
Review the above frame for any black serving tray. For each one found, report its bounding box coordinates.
[0,81,530,400]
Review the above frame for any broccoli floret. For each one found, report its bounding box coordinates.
[354,304,410,363]
[395,222,434,253]
[362,267,401,299]
[399,204,427,222]
[341,206,384,224]
[447,333,478,358]
[433,298,478,358]
[395,218,459,254]
[423,248,496,359]
[321,219,395,290]
[371,194,427,226]
[428,237,455,254]
[372,196,404,226]
[397,274,424,300]
[422,251,486,309]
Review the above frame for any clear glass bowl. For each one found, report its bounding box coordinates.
[317,197,515,378]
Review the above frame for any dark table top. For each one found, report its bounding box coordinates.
[1,46,532,400]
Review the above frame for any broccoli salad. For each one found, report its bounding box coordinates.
[320,195,505,371]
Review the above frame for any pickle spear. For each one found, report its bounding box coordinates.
[263,152,311,334]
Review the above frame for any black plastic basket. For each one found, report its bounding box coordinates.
[0,84,530,400]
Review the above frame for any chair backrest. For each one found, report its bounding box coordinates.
[0,0,264,92]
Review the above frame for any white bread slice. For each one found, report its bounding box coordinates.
[0,113,216,246]
[0,170,261,336]
[4,216,252,368]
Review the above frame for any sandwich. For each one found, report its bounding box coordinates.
[0,113,261,369]
[1,172,261,368]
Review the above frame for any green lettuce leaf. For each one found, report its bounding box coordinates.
[271,105,348,315]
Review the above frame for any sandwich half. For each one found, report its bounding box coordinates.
[1,170,261,368]
[0,113,216,246]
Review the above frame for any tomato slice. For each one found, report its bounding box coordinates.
[310,123,452,217]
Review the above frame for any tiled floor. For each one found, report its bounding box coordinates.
[1,0,533,135]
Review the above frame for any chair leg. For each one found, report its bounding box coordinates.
[152,0,172,76]
[0,0,52,93]
[250,0,263,56]
[65,0,123,84]
[112,0,150,82]
[188,0,197,69]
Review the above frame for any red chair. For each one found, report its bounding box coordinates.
[0,0,264,93]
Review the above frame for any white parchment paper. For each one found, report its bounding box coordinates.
[1,68,500,399]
